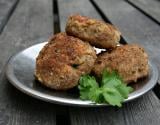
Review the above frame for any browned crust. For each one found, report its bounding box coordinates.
[66,14,121,49]
[35,33,97,90]
[92,44,149,83]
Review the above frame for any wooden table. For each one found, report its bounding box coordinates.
[0,0,160,124]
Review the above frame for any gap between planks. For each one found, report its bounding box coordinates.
[126,0,160,25]
[53,0,71,125]
[0,0,19,34]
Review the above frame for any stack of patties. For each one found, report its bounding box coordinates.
[35,14,149,90]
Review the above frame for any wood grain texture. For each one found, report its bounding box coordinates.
[128,0,160,23]
[0,0,53,73]
[58,0,160,125]
[69,92,160,125]
[0,0,56,124]
[0,0,19,33]
[93,0,160,83]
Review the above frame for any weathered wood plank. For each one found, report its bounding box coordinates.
[0,0,19,33]
[0,0,57,124]
[70,92,160,125]
[128,0,160,23]
[0,0,53,73]
[58,0,160,125]
[93,0,160,84]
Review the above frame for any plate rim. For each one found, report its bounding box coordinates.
[5,42,159,107]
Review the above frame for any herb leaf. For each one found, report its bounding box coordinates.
[78,70,133,107]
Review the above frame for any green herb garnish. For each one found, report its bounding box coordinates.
[78,70,133,107]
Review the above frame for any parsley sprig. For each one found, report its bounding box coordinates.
[78,70,133,107]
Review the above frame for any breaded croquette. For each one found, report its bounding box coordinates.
[35,33,97,90]
[66,14,121,49]
[92,44,149,83]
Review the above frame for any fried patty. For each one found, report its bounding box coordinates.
[66,14,121,49]
[92,44,149,83]
[35,33,97,90]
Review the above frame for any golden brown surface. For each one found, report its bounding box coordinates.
[35,33,97,90]
[66,14,121,49]
[92,44,149,83]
